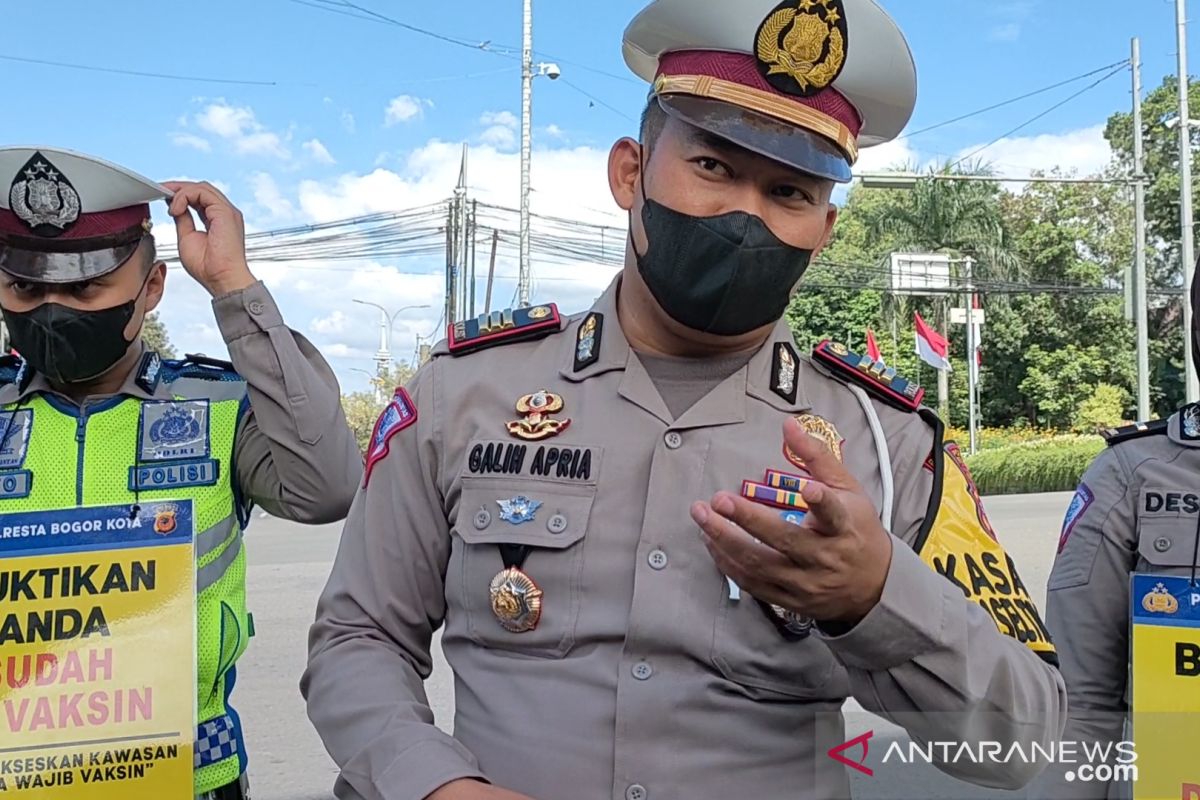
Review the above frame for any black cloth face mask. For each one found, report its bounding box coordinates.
[633,196,816,337]
[3,286,145,385]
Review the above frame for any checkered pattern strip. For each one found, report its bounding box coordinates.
[195,715,239,768]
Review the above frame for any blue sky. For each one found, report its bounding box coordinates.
[0,0,1192,392]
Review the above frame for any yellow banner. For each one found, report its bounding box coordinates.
[919,442,1056,657]
[0,502,195,798]
[1132,574,1200,800]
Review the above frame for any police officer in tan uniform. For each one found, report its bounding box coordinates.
[303,2,1067,798]
[1037,270,1200,799]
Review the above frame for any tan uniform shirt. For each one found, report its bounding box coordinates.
[303,279,1066,800]
[1038,408,1200,800]
[0,281,362,521]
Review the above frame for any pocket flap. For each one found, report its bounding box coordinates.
[1137,518,1200,567]
[457,478,595,549]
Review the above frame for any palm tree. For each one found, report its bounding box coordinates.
[868,160,1021,283]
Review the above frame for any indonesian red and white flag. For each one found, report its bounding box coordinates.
[865,328,882,363]
[914,312,951,371]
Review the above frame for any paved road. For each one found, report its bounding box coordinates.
[237,492,1075,800]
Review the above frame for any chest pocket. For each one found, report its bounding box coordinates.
[451,478,595,658]
[1136,488,1200,574]
[710,592,847,700]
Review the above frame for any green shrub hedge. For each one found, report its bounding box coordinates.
[963,435,1106,495]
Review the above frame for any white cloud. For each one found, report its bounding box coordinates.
[480,111,518,128]
[856,138,919,174]
[953,124,1112,179]
[341,111,357,134]
[194,101,290,159]
[249,172,296,222]
[544,124,566,139]
[312,310,349,335]
[303,138,336,165]
[385,95,431,126]
[478,110,519,151]
[171,133,212,153]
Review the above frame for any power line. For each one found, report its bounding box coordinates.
[558,78,637,122]
[950,63,1129,169]
[0,53,281,86]
[899,59,1131,142]
[287,0,520,57]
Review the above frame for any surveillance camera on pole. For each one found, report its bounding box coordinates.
[543,63,561,80]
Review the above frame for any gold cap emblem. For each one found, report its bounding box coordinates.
[755,0,848,98]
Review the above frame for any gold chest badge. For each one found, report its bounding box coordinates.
[784,413,843,470]
[506,389,571,441]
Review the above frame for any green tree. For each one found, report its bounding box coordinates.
[1105,74,1200,412]
[867,161,1019,281]
[340,361,418,452]
[142,313,177,359]
[987,176,1137,425]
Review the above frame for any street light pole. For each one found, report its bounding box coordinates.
[1178,0,1199,402]
[353,300,431,379]
[964,257,979,455]
[1133,37,1152,421]
[519,0,533,308]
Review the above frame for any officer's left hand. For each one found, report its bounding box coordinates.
[692,417,894,625]
[162,181,256,297]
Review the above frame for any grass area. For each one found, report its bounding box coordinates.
[963,435,1105,495]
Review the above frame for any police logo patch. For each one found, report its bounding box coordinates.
[1058,483,1094,554]
[364,388,418,487]
[0,409,34,470]
[8,152,81,236]
[140,401,210,462]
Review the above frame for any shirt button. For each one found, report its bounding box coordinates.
[1154,537,1172,553]
[626,784,647,800]
[547,513,568,534]
[664,431,683,449]
[248,299,266,315]
[632,661,653,681]
[473,509,491,530]
[648,549,668,570]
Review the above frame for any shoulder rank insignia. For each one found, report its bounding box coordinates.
[1102,418,1168,447]
[136,351,163,395]
[574,312,603,372]
[0,355,33,393]
[812,339,923,412]
[448,305,562,357]
[770,342,799,404]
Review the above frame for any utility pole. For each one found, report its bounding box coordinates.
[444,202,455,327]
[1133,38,1152,420]
[964,257,979,455]
[485,229,498,315]
[519,0,533,308]
[470,199,478,318]
[938,299,949,421]
[1178,0,1199,401]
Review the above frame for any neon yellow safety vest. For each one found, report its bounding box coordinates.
[0,354,253,795]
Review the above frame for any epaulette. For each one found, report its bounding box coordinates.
[162,353,243,383]
[812,339,924,412]
[0,355,23,385]
[447,304,562,357]
[1102,418,1168,446]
